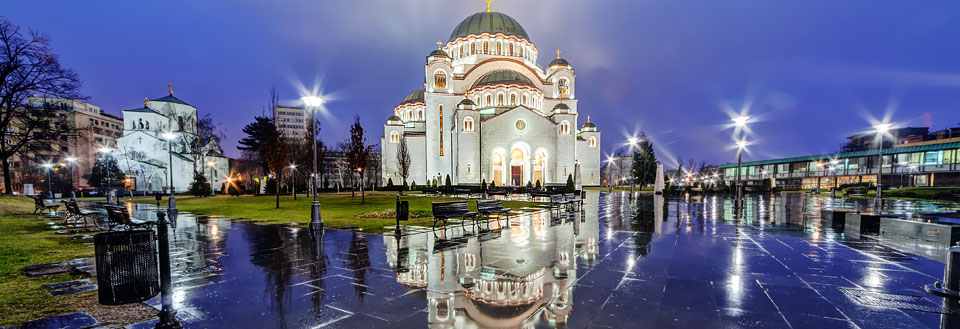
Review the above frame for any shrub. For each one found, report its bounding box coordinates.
[410,180,417,191]
[481,179,487,192]
[445,175,452,191]
[189,171,212,196]
[565,175,575,193]
[386,178,394,189]
[526,181,533,188]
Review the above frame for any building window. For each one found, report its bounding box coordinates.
[417,109,423,121]
[588,136,597,147]
[510,94,516,105]
[434,71,447,89]
[497,43,501,55]
[486,95,492,106]
[390,131,399,143]
[560,121,570,135]
[467,164,472,176]
[497,94,504,106]
[521,95,527,106]
[459,46,463,57]
[557,78,570,96]
[509,43,514,56]
[471,43,475,55]
[483,42,488,54]
[463,117,475,132]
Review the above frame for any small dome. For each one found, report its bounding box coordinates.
[549,57,570,67]
[387,115,402,122]
[581,121,596,128]
[449,12,530,42]
[399,88,425,106]
[428,49,449,58]
[553,103,570,110]
[473,70,535,89]
[459,98,476,106]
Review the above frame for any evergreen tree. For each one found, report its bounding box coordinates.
[386,178,394,190]
[481,179,487,192]
[632,132,658,186]
[189,171,212,196]
[84,156,125,191]
[566,174,575,193]
[444,174,452,191]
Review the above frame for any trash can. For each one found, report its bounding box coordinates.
[397,200,409,222]
[94,230,160,305]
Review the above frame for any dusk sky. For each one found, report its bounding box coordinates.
[7,0,960,167]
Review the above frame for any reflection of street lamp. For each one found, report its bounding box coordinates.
[301,95,325,229]
[41,162,54,199]
[627,137,639,198]
[65,156,78,201]
[873,123,892,205]
[206,160,216,196]
[162,132,178,211]
[829,159,840,198]
[288,164,298,200]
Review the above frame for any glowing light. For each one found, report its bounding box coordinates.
[732,115,750,127]
[65,157,77,163]
[162,132,177,140]
[41,162,54,169]
[873,123,893,133]
[288,164,297,169]
[206,161,215,167]
[300,95,325,108]
[97,147,111,153]
[736,140,748,149]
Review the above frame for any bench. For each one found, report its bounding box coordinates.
[431,201,478,229]
[486,188,507,196]
[452,188,471,198]
[33,196,60,215]
[63,200,99,226]
[551,194,572,211]
[565,193,583,209]
[477,199,511,219]
[421,187,439,195]
[104,205,155,231]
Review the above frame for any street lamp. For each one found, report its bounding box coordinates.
[829,159,840,198]
[206,160,216,196]
[627,137,639,198]
[162,132,178,212]
[41,162,54,199]
[301,95,326,229]
[97,147,114,204]
[732,115,750,207]
[288,164,298,200]
[65,156,78,201]
[873,123,892,206]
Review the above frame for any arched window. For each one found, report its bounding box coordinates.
[390,131,399,143]
[467,164,471,176]
[485,95,492,106]
[483,42,488,54]
[497,94,504,106]
[560,121,570,135]
[434,71,447,89]
[459,46,463,57]
[463,117,475,132]
[471,43,476,55]
[509,43,514,56]
[588,136,597,147]
[496,43,501,55]
[439,105,444,156]
[557,78,570,96]
[521,95,527,106]
[510,94,516,105]
[519,47,524,58]
[145,121,149,130]
[417,109,423,121]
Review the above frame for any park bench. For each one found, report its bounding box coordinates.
[486,188,507,196]
[452,188,471,198]
[104,205,154,231]
[421,187,439,195]
[565,193,583,208]
[431,201,478,229]
[63,200,100,226]
[32,196,60,215]
[845,189,867,197]
[551,194,572,211]
[477,199,511,220]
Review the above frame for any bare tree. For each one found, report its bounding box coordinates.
[263,88,287,208]
[344,116,373,203]
[0,18,83,194]
[396,135,411,195]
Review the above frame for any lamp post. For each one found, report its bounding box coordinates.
[873,123,892,207]
[162,132,178,212]
[206,161,216,196]
[97,148,114,204]
[301,95,326,229]
[627,137,639,199]
[732,116,749,207]
[288,164,297,200]
[829,159,839,198]
[154,211,183,329]
[41,163,54,199]
[65,157,78,201]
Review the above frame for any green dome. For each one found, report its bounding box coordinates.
[473,70,535,88]
[448,12,530,42]
[399,88,425,106]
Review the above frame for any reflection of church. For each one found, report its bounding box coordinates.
[381,2,601,187]
[385,199,599,328]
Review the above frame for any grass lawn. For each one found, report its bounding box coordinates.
[139,191,548,233]
[0,196,153,326]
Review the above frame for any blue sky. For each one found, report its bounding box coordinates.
[7,0,960,167]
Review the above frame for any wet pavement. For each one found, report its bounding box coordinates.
[124,192,960,328]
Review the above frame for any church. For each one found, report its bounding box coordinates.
[381,2,601,187]
[103,85,229,193]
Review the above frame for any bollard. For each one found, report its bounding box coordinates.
[925,243,960,298]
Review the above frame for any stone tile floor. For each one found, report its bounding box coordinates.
[112,192,960,328]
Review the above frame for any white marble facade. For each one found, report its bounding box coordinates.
[382,8,601,187]
[104,88,229,193]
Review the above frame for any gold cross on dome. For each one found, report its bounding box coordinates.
[436,40,442,50]
[556,49,562,59]
[168,83,174,95]
[144,97,149,107]
[485,0,494,12]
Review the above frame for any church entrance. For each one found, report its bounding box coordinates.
[511,166,522,186]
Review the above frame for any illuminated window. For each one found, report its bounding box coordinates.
[509,43,514,56]
[483,42,488,54]
[558,78,570,96]
[463,117,474,132]
[519,47,524,57]
[390,131,399,143]
[434,71,447,89]
[417,109,423,121]
[497,43,501,55]
[588,136,597,147]
[498,94,504,106]
[560,121,570,135]
[486,95,492,106]
[471,43,476,55]
[521,95,527,106]
[467,164,472,175]
[459,46,463,57]
[510,94,516,105]
[439,105,444,156]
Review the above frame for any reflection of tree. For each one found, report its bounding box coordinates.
[245,224,294,329]
[347,232,371,302]
[298,230,328,320]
